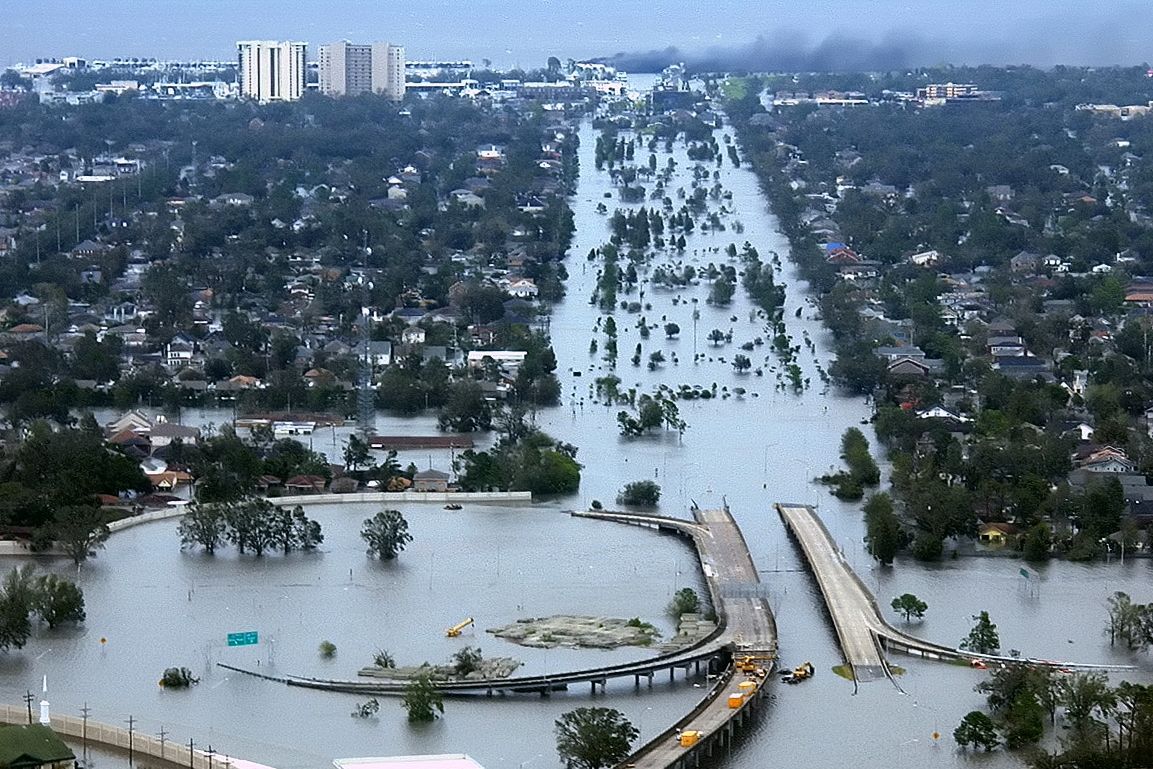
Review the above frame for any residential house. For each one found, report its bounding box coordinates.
[367,340,393,367]
[71,239,110,259]
[412,468,451,492]
[916,406,972,422]
[505,278,539,299]
[165,335,196,369]
[476,144,506,162]
[211,192,254,208]
[146,469,193,492]
[106,409,152,435]
[992,356,1050,379]
[978,522,1019,546]
[401,326,427,345]
[391,307,425,325]
[908,249,942,267]
[1076,446,1137,474]
[823,243,862,264]
[468,325,498,346]
[887,357,930,377]
[1124,282,1153,306]
[1010,251,1041,273]
[985,185,1014,202]
[875,346,925,363]
[0,723,75,769]
[302,368,336,387]
[149,421,200,448]
[467,350,527,370]
[987,336,1027,357]
[284,475,327,494]
[449,189,485,208]
[78,266,103,284]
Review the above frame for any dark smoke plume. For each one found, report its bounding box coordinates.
[603,31,935,73]
[600,17,1153,73]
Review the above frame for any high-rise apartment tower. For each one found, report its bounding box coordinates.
[318,41,405,100]
[236,40,307,102]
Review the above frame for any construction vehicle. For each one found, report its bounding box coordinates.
[781,661,814,684]
[445,617,474,637]
[735,654,774,675]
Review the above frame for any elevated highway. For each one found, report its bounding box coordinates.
[221,506,776,699]
[776,502,1136,683]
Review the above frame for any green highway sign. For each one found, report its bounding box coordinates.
[1019,568,1030,579]
[227,631,259,647]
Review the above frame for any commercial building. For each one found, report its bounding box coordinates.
[317,41,405,100]
[236,41,307,102]
[916,83,979,99]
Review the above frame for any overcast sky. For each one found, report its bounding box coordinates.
[2,0,1150,69]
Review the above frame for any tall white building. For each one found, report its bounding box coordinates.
[318,41,405,100]
[236,41,307,102]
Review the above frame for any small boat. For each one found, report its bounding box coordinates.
[444,503,463,511]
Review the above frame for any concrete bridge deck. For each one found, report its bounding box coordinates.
[578,506,776,769]
[776,502,1136,680]
[776,503,888,682]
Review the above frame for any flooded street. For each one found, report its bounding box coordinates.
[3,115,1151,769]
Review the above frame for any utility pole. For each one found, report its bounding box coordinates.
[188,738,195,769]
[158,727,168,760]
[22,690,33,724]
[126,715,135,766]
[80,702,90,758]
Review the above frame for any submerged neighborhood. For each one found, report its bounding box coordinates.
[0,12,1151,769]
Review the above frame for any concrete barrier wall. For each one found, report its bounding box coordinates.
[0,705,255,769]
[99,491,532,535]
[0,490,533,556]
[271,490,533,507]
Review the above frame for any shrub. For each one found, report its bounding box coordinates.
[159,667,199,688]
[617,480,661,507]
[667,587,701,618]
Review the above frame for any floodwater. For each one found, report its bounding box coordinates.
[4,116,1152,769]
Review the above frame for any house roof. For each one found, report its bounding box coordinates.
[0,724,75,768]
[414,469,451,481]
[285,474,326,487]
[978,522,1019,536]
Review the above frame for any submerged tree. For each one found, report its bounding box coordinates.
[402,673,444,723]
[555,707,638,769]
[890,594,928,623]
[179,502,229,554]
[361,509,413,560]
[961,611,1001,655]
[954,711,999,751]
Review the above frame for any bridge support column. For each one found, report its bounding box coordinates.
[647,671,653,687]
[669,666,675,682]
